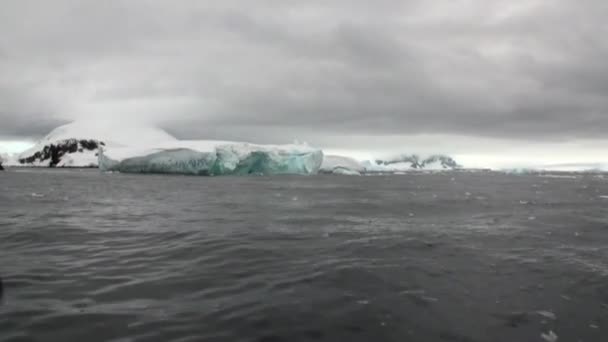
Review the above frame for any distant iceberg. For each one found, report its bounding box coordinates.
[319,154,462,175]
[0,152,18,168]
[320,155,365,176]
[99,141,323,176]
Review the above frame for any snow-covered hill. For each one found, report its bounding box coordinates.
[368,154,461,171]
[17,121,177,167]
[320,155,365,175]
[18,139,103,167]
[38,121,176,146]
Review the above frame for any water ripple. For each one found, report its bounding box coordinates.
[1,171,608,341]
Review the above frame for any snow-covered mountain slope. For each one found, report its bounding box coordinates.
[417,155,461,170]
[17,121,177,167]
[18,139,103,167]
[39,121,176,146]
[368,154,461,171]
[99,141,323,176]
[320,155,365,175]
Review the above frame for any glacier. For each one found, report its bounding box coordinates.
[99,141,324,176]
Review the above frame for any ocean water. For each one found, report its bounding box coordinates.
[1,169,608,342]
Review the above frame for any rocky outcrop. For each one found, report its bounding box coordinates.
[375,154,461,170]
[18,139,105,167]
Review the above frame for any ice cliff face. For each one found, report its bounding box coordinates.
[99,141,324,176]
[212,144,323,176]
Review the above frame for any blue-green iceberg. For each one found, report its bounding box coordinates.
[99,141,323,176]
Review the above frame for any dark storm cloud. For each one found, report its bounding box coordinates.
[1,0,607,143]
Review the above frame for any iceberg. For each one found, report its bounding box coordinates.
[0,152,18,169]
[331,167,362,176]
[99,141,323,176]
[320,155,364,176]
[100,148,217,175]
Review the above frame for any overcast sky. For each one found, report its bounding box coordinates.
[1,0,607,166]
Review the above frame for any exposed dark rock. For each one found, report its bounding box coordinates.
[380,154,424,168]
[19,139,102,167]
[375,154,461,170]
[423,155,461,169]
[0,162,4,171]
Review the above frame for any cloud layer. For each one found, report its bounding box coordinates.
[1,0,607,147]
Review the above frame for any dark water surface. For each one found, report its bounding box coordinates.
[1,170,608,342]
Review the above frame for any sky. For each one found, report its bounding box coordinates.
[1,0,607,168]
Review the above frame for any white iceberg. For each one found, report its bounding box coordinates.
[320,155,365,176]
[99,141,323,176]
[331,168,363,176]
[0,151,20,168]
